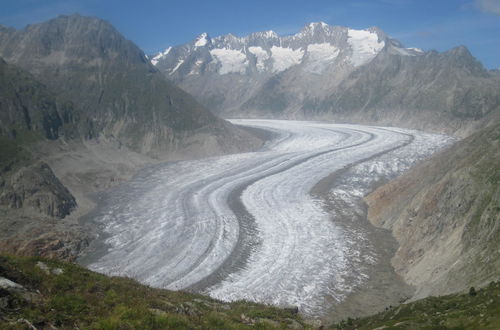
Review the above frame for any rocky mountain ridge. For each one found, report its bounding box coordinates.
[153,22,416,77]
[0,15,262,261]
[366,121,500,299]
[0,14,260,158]
[153,22,500,135]
[1,14,499,325]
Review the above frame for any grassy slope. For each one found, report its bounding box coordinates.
[2,255,499,329]
[0,255,305,329]
[332,281,500,329]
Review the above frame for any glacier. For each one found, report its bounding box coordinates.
[83,120,453,317]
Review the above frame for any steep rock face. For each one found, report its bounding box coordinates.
[0,14,260,158]
[0,228,90,262]
[365,122,500,298]
[153,22,500,134]
[318,46,500,135]
[0,161,76,218]
[0,58,74,141]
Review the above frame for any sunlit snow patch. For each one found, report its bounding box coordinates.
[248,46,270,72]
[194,33,208,47]
[270,46,304,72]
[151,47,171,66]
[347,29,385,67]
[169,59,184,74]
[304,43,340,74]
[210,48,248,74]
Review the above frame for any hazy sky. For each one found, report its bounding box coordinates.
[1,0,499,68]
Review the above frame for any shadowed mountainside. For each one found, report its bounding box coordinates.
[0,14,260,158]
[0,15,262,261]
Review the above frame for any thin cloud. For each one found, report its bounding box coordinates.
[476,0,500,15]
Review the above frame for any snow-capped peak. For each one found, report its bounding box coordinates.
[255,30,279,39]
[407,47,423,53]
[309,22,329,30]
[294,21,336,39]
[152,22,414,75]
[151,46,172,66]
[194,33,209,47]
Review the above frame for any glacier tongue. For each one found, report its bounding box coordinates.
[84,120,452,317]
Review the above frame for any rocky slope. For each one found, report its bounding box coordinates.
[153,22,500,135]
[0,57,90,261]
[0,57,73,142]
[365,121,500,299]
[320,46,500,136]
[0,161,76,218]
[0,14,260,158]
[0,15,262,261]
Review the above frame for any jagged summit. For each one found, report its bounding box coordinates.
[151,22,412,78]
[250,30,279,39]
[193,32,210,47]
[150,21,498,132]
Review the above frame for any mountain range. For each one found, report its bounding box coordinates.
[0,14,499,327]
[153,22,500,135]
[150,19,500,320]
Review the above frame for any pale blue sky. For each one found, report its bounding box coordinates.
[1,0,500,68]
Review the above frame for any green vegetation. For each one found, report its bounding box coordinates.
[1,257,500,329]
[332,281,500,329]
[0,255,305,329]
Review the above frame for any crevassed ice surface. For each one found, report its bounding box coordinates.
[86,120,453,316]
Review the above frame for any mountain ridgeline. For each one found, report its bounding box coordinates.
[0,14,260,158]
[0,15,262,261]
[151,20,500,319]
[153,22,500,135]
[1,14,499,327]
